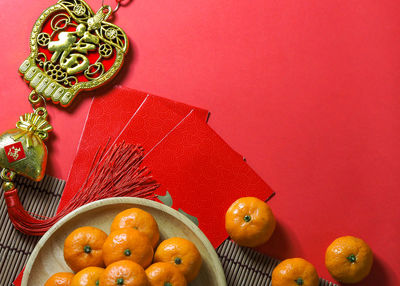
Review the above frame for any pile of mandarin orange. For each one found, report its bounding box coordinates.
[45,208,202,286]
[45,197,373,285]
[225,197,373,285]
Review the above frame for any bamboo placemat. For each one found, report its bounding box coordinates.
[1,175,336,286]
[216,239,337,286]
[0,175,65,286]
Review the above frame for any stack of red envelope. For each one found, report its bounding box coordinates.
[62,86,274,246]
[14,86,274,285]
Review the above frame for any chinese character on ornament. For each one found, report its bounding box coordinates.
[8,147,21,160]
[4,142,26,163]
[48,24,100,75]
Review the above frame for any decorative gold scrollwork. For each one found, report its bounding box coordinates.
[44,62,67,82]
[99,43,113,58]
[20,0,129,107]
[105,28,118,40]
[73,3,86,16]
[51,13,71,31]
[59,0,93,21]
[35,53,48,68]
[64,75,78,87]
[37,33,51,47]
[98,22,128,52]
[84,62,105,80]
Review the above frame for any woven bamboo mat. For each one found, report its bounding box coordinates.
[217,240,336,286]
[0,175,336,286]
[0,175,65,286]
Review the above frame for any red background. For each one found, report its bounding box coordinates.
[1,0,399,284]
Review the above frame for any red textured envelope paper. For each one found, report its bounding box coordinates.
[133,112,275,246]
[57,86,209,209]
[59,88,273,245]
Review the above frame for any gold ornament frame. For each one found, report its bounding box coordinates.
[19,0,129,107]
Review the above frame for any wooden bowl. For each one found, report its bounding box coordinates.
[22,197,227,285]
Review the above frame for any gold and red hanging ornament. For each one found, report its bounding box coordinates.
[0,0,158,236]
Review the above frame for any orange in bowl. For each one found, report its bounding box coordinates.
[44,272,74,286]
[21,198,226,286]
[64,226,108,272]
[111,208,160,248]
[100,260,148,286]
[145,262,187,286]
[71,267,104,286]
[154,237,202,283]
[103,228,154,268]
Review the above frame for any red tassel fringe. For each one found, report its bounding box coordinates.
[4,143,159,236]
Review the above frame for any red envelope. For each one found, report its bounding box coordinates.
[127,111,275,246]
[89,96,274,246]
[57,87,209,210]
[14,88,210,285]
[63,89,266,247]
[14,88,274,285]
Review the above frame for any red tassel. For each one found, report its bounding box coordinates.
[4,143,159,236]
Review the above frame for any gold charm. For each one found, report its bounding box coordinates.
[0,109,52,181]
[19,0,129,107]
[0,1,135,236]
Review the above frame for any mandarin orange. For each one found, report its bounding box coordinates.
[102,228,153,268]
[71,266,104,286]
[111,208,160,248]
[145,262,187,286]
[225,197,276,247]
[325,236,373,283]
[100,260,149,286]
[271,258,319,286]
[44,272,74,286]
[154,237,202,283]
[64,226,108,272]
